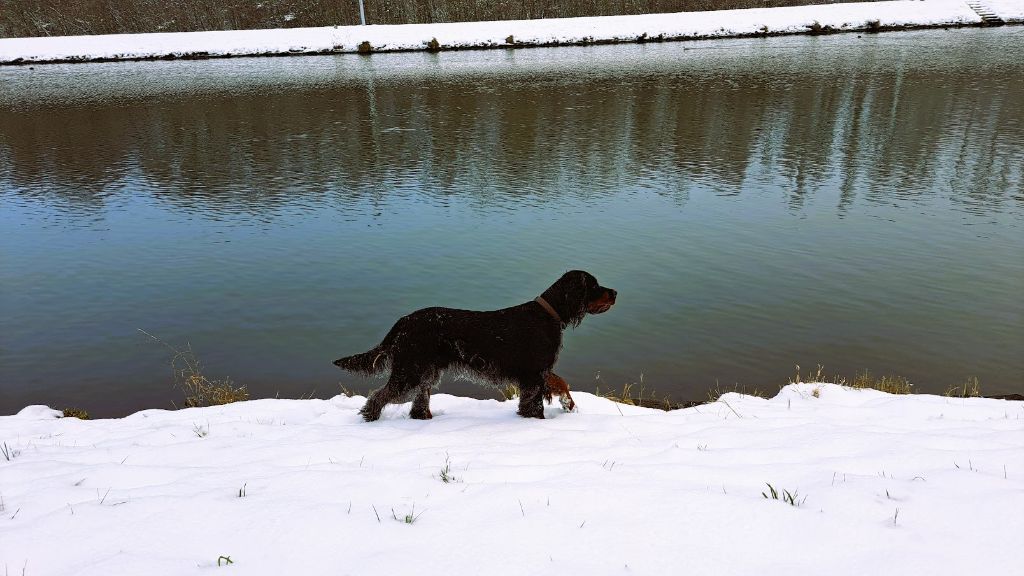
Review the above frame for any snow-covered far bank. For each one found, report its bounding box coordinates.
[1,385,1021,576]
[1,0,1021,65]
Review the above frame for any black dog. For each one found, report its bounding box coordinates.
[333,270,616,421]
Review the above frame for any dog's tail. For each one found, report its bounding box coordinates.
[334,322,403,375]
[333,344,392,376]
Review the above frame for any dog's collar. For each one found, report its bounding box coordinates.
[534,296,564,327]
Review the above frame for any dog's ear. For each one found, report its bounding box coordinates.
[541,271,599,328]
[572,270,601,296]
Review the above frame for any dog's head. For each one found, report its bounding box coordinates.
[541,270,617,328]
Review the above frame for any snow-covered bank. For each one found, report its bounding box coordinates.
[1,384,1021,575]
[1,0,1020,65]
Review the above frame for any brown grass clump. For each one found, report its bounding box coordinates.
[599,381,638,405]
[596,372,677,409]
[62,407,90,419]
[179,371,249,407]
[945,377,982,398]
[789,364,836,385]
[500,383,520,401]
[790,364,916,395]
[849,370,912,395]
[139,329,248,408]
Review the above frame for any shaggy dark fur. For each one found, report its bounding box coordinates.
[333,270,616,421]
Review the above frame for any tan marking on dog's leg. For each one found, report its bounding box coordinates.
[545,372,575,411]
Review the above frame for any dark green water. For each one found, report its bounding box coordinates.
[1,28,1022,416]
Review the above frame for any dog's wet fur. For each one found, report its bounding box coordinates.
[333,270,616,420]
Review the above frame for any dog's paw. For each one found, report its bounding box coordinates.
[516,408,545,419]
[559,394,576,413]
[409,409,433,420]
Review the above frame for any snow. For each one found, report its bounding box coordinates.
[1,0,1014,65]
[985,0,1024,18]
[1,384,1021,575]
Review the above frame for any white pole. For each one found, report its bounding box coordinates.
[358,0,367,25]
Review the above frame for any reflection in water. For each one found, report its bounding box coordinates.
[1,29,1022,416]
[4,32,1021,215]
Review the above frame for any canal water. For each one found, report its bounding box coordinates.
[1,27,1022,416]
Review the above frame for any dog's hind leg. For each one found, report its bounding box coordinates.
[516,373,546,419]
[409,368,440,420]
[360,364,417,422]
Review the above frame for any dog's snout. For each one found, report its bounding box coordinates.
[609,289,617,300]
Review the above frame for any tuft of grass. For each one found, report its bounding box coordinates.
[193,422,209,438]
[357,41,372,54]
[505,34,515,45]
[1,442,19,461]
[237,483,247,498]
[62,407,90,419]
[437,453,461,484]
[393,503,423,524]
[789,364,851,387]
[849,371,912,394]
[945,377,981,398]
[790,363,830,385]
[596,373,676,409]
[762,483,805,506]
[426,37,440,51]
[139,329,248,408]
[707,382,768,403]
[600,381,637,405]
[217,555,233,566]
[866,19,881,32]
[499,383,520,401]
[786,362,925,393]
[179,371,248,408]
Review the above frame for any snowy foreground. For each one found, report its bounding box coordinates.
[2,0,1023,64]
[1,385,1022,575]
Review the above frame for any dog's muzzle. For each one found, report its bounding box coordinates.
[588,289,617,314]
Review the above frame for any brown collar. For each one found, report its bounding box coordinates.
[534,296,563,327]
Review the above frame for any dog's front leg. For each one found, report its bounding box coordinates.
[545,372,575,412]
[516,373,546,419]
